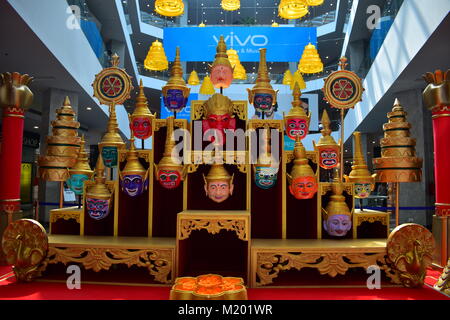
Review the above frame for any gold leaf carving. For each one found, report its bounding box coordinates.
[179,219,248,241]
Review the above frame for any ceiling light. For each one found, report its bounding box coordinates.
[34,126,39,129]
[86,107,92,110]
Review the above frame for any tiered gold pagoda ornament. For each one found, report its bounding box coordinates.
[221,0,240,11]
[373,98,423,225]
[226,49,247,80]
[38,96,81,182]
[144,40,169,71]
[247,48,278,115]
[287,135,318,200]
[154,0,184,17]
[313,109,340,170]
[154,116,188,190]
[85,153,113,220]
[67,135,94,196]
[130,79,155,140]
[284,82,311,141]
[291,70,306,90]
[188,70,200,85]
[344,132,376,199]
[322,168,352,237]
[278,0,309,20]
[210,36,234,89]
[306,0,324,6]
[199,76,216,95]
[162,47,190,114]
[92,54,132,168]
[119,123,149,197]
[323,57,364,182]
[282,70,293,85]
[298,43,323,74]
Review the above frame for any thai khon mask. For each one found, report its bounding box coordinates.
[131,79,155,140]
[101,146,118,168]
[162,47,190,113]
[202,93,236,145]
[67,174,90,196]
[313,110,340,170]
[203,164,234,203]
[209,35,233,89]
[86,153,112,220]
[284,82,310,141]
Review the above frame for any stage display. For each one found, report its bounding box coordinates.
[1,50,439,292]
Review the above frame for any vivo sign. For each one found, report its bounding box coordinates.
[164,27,317,62]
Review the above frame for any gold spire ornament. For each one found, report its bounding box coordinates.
[278,0,309,20]
[298,43,323,74]
[144,40,169,71]
[67,135,94,195]
[287,135,318,199]
[322,168,352,237]
[154,116,187,190]
[284,82,311,140]
[306,0,324,6]
[199,76,216,95]
[291,70,306,90]
[282,70,293,85]
[162,47,190,113]
[210,36,234,89]
[272,22,279,27]
[373,99,423,182]
[313,110,340,169]
[344,131,376,198]
[247,48,278,113]
[226,49,247,80]
[38,96,81,181]
[221,0,240,11]
[253,128,280,190]
[188,70,200,85]
[154,0,184,17]
[85,153,113,220]
[130,79,155,140]
[98,103,126,168]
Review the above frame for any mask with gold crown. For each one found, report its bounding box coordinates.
[86,153,112,220]
[253,128,280,189]
[67,135,93,195]
[203,154,234,203]
[284,82,310,140]
[155,116,187,190]
[323,168,352,237]
[287,135,318,199]
[247,48,278,117]
[131,79,155,140]
[202,93,236,145]
[210,36,233,89]
[119,120,149,197]
[162,47,190,113]
[313,109,340,169]
[99,104,125,168]
[344,131,376,199]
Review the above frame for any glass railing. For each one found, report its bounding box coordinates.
[66,0,109,67]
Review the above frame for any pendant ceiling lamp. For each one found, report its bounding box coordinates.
[226,49,247,80]
[298,42,323,74]
[221,0,240,11]
[188,70,200,85]
[278,0,309,20]
[144,40,168,71]
[282,70,293,85]
[154,0,184,17]
[306,0,324,6]
[199,76,216,95]
[290,70,306,90]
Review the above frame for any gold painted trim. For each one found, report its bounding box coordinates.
[436,203,450,207]
[2,113,24,118]
[432,113,450,119]
[0,199,21,202]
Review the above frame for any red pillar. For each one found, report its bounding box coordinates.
[0,72,33,222]
[423,69,450,266]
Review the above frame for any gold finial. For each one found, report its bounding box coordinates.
[111,53,120,67]
[99,104,125,148]
[284,82,310,124]
[69,135,93,177]
[338,56,348,70]
[86,153,111,199]
[162,47,190,97]
[256,128,278,167]
[63,96,71,106]
[155,116,183,168]
[132,79,154,118]
[345,131,375,184]
[315,110,338,147]
[120,117,147,178]
[247,48,278,104]
[211,36,232,68]
[288,134,315,181]
[292,82,302,108]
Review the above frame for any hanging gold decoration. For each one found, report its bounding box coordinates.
[306,0,324,6]
[188,70,200,85]
[278,0,309,20]
[282,70,293,85]
[226,49,247,80]
[298,43,323,74]
[199,22,206,27]
[199,76,216,95]
[144,40,168,71]
[154,0,184,17]
[272,22,279,27]
[221,0,240,11]
[291,70,306,90]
